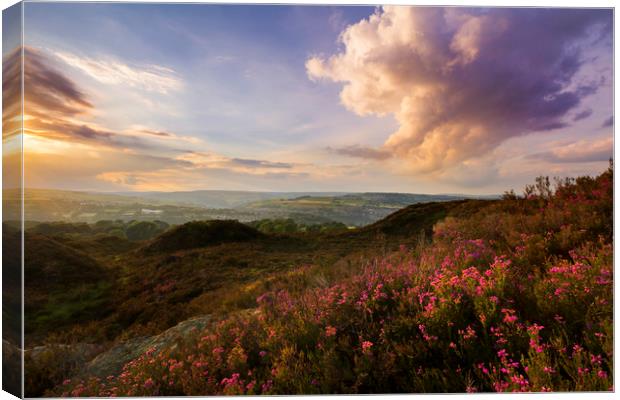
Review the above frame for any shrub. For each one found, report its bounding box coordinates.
[53,167,613,395]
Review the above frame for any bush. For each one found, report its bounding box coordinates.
[53,167,613,395]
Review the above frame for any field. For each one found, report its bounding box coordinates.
[18,188,484,226]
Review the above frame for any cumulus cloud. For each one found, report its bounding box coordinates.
[307,7,612,173]
[54,50,182,94]
[527,137,612,164]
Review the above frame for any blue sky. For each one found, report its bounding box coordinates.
[18,4,613,193]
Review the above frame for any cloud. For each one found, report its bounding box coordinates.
[139,129,173,137]
[5,46,193,154]
[175,152,298,175]
[527,136,612,163]
[602,116,613,128]
[230,158,293,169]
[8,47,122,148]
[95,151,320,191]
[3,46,92,138]
[307,7,612,173]
[53,50,182,94]
[95,167,310,192]
[573,109,593,122]
[327,145,392,160]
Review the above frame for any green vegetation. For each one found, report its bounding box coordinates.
[141,220,263,254]
[243,192,480,226]
[21,188,483,226]
[29,219,169,242]
[248,218,348,234]
[17,167,612,396]
[19,195,486,396]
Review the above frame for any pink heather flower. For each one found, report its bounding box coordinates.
[449,342,457,349]
[261,380,274,392]
[361,341,374,352]
[591,354,603,365]
[325,326,337,337]
[597,370,608,379]
[577,367,590,376]
[144,378,154,389]
[477,363,490,375]
[572,344,583,353]
[502,309,518,324]
[221,373,241,388]
[259,351,267,357]
[527,323,544,335]
[497,349,508,358]
[460,325,477,340]
[63,379,71,385]
[543,367,556,374]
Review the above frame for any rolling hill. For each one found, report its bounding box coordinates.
[20,188,495,226]
[18,168,612,396]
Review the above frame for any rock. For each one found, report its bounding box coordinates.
[82,315,211,378]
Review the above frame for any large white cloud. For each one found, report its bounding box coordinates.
[307,6,612,173]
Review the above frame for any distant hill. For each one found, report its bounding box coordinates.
[242,192,484,226]
[21,188,499,226]
[113,190,348,209]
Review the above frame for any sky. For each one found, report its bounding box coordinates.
[9,3,613,194]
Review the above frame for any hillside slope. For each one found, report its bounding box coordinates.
[23,233,115,342]
[50,167,612,395]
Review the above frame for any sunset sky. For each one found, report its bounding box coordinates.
[15,4,613,194]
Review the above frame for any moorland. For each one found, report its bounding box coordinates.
[1,167,612,395]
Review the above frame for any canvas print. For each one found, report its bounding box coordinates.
[1,2,614,397]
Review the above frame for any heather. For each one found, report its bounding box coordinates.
[53,167,613,395]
